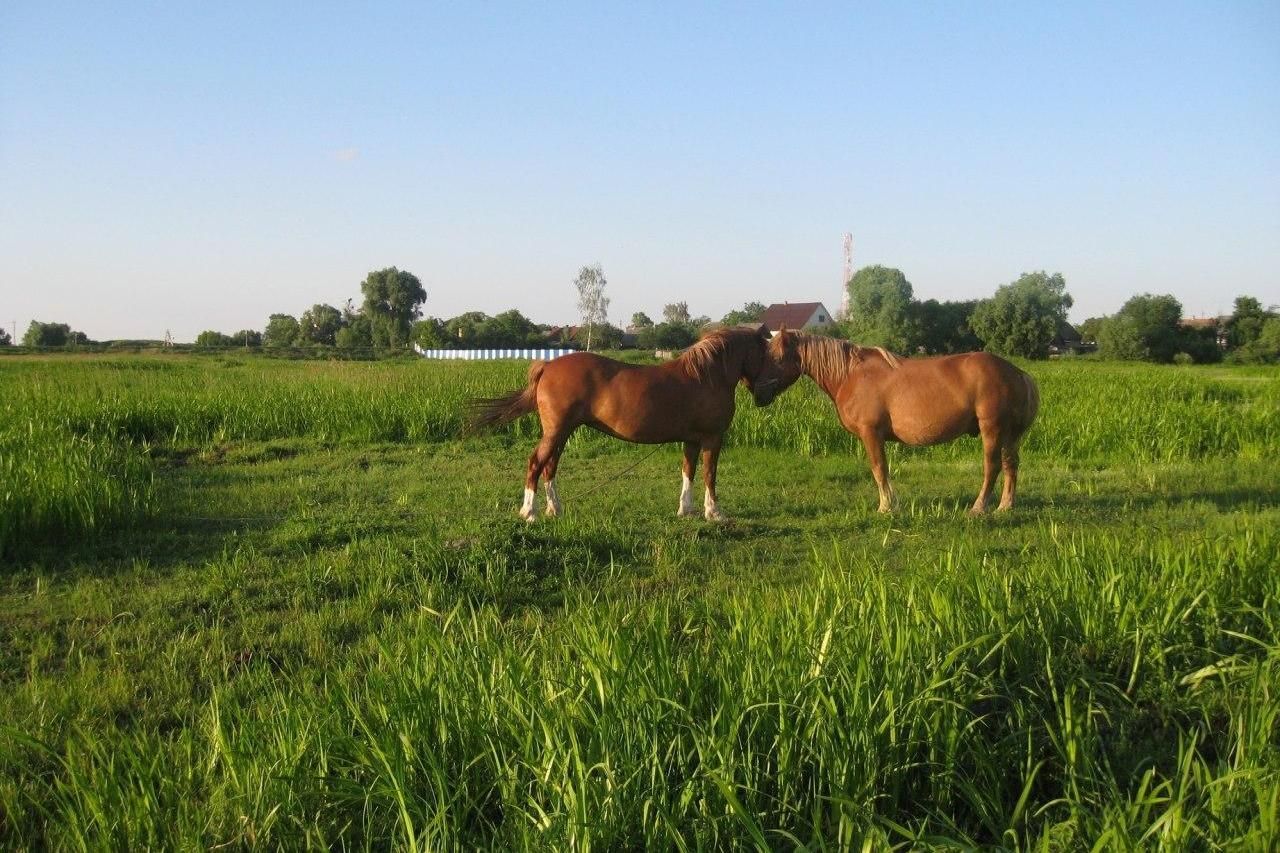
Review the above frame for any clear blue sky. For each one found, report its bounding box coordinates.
[2,1,1277,341]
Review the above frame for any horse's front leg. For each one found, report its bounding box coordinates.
[701,437,727,522]
[678,441,699,517]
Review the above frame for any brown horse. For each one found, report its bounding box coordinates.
[468,325,774,521]
[755,329,1040,514]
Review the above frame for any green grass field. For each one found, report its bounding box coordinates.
[2,354,1278,849]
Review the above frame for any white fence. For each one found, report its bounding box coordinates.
[412,344,575,361]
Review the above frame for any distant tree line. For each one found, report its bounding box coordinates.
[1079,295,1279,364]
[196,267,428,352]
[837,266,1065,358]
[836,266,1280,364]
[17,321,93,348]
[10,261,1277,365]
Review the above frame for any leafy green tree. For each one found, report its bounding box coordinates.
[662,302,691,326]
[1227,296,1273,348]
[1231,317,1280,363]
[573,323,624,349]
[805,322,849,339]
[22,321,72,347]
[298,303,344,346]
[911,299,980,354]
[412,317,449,349]
[1176,326,1223,364]
[196,330,233,347]
[969,271,1073,359]
[231,329,262,347]
[263,314,301,347]
[444,312,490,348]
[1077,316,1106,343]
[0,327,10,346]
[361,267,427,348]
[1113,293,1183,363]
[638,322,696,350]
[335,316,372,350]
[486,309,543,347]
[1097,314,1147,360]
[721,301,767,325]
[629,312,654,329]
[845,266,916,350]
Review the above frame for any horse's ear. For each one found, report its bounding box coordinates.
[755,322,770,340]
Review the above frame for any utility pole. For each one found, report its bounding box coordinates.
[840,233,853,319]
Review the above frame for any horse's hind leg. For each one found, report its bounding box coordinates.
[701,437,727,522]
[536,427,575,519]
[859,431,896,513]
[997,438,1021,511]
[970,421,1001,515]
[678,441,699,517]
[522,424,572,521]
[521,443,545,521]
[542,450,563,517]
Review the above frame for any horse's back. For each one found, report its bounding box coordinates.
[536,351,731,442]
[871,351,1036,442]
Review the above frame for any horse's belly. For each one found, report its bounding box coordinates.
[888,413,978,446]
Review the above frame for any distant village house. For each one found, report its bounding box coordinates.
[1181,316,1230,349]
[760,302,834,334]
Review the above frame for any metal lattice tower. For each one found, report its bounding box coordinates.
[840,232,853,318]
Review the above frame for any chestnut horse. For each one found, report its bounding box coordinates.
[756,329,1039,514]
[467,325,774,521]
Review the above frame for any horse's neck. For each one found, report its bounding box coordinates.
[799,339,856,399]
[676,349,743,390]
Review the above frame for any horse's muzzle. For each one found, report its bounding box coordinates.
[752,378,779,407]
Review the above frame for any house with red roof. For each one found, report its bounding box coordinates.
[760,302,835,333]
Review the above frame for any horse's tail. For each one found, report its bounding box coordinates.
[465,360,546,434]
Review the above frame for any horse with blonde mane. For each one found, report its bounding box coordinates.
[468,325,774,521]
[755,328,1039,514]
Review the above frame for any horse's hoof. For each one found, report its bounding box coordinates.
[967,506,987,517]
[705,510,728,523]
[545,503,562,518]
[677,507,698,518]
[519,509,536,523]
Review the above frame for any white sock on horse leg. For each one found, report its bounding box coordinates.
[704,488,725,521]
[544,479,561,516]
[520,487,536,521]
[678,473,695,516]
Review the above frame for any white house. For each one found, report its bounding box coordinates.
[760,302,834,333]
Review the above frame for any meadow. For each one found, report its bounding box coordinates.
[1,354,1277,849]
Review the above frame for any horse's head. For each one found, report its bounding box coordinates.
[731,323,778,405]
[753,326,805,406]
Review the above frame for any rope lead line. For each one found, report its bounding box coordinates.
[180,446,669,522]
[561,445,665,503]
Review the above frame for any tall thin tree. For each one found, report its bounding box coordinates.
[573,263,610,351]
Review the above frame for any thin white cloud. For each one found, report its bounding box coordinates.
[332,147,359,162]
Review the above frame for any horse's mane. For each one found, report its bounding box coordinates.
[678,327,760,383]
[796,335,900,387]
